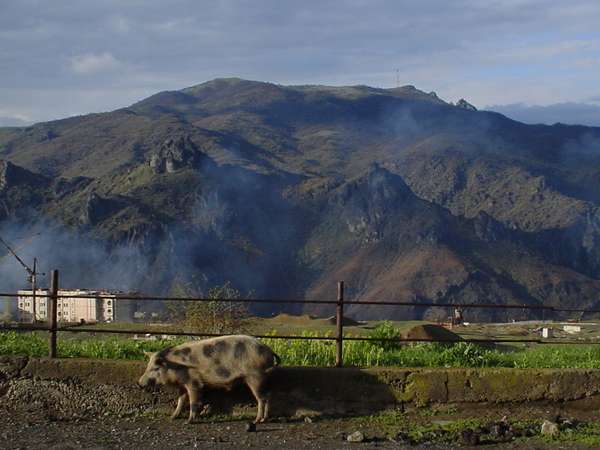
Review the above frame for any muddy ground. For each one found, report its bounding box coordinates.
[3,356,600,448]
[2,401,600,449]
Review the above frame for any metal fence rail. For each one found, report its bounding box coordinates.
[2,270,600,366]
[0,291,597,313]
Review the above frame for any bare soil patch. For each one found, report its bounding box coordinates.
[1,402,600,449]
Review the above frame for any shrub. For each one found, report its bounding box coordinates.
[183,282,248,334]
[366,321,402,351]
[166,281,248,334]
[436,342,503,368]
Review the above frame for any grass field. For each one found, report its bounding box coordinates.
[4,319,600,368]
[54,313,600,341]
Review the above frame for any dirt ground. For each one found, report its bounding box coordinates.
[2,402,600,450]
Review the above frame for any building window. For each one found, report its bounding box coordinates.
[107,300,112,306]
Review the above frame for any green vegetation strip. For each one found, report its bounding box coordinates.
[5,322,600,368]
[551,422,600,446]
[352,411,600,446]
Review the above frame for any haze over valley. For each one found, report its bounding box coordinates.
[1,78,600,320]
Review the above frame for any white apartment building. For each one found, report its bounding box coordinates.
[17,289,137,323]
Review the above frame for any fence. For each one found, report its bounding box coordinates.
[2,269,600,366]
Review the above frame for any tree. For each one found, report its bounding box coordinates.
[182,282,248,334]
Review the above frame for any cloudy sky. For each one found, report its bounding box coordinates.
[2,0,600,126]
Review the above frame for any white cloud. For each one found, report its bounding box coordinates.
[0,109,31,126]
[0,116,30,127]
[0,109,30,121]
[69,52,123,75]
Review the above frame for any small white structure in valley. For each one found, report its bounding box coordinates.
[541,327,552,338]
[563,325,582,334]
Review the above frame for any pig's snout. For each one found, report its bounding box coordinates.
[138,377,156,391]
[146,378,156,389]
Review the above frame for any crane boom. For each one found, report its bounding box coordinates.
[0,234,33,275]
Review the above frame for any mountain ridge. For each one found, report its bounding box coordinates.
[1,78,600,320]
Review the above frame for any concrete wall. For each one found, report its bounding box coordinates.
[2,356,600,420]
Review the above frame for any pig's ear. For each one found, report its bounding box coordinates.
[143,351,154,359]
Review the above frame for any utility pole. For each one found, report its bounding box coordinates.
[0,235,44,323]
[31,258,38,322]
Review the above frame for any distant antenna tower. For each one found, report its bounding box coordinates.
[395,69,400,88]
[0,234,44,323]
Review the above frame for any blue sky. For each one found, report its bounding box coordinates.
[2,0,600,126]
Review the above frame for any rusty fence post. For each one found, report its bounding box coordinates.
[335,281,344,367]
[48,270,59,358]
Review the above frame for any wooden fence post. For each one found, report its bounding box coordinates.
[48,270,59,358]
[335,281,344,367]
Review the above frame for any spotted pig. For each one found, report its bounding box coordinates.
[138,335,280,423]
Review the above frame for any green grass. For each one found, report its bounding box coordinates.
[549,422,600,446]
[509,345,600,369]
[5,325,600,369]
[0,331,187,360]
[263,334,511,367]
[350,411,600,446]
[351,412,539,445]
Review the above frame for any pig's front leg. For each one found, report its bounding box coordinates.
[171,388,188,420]
[185,381,203,424]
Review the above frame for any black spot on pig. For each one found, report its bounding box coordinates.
[234,341,247,359]
[203,344,215,358]
[216,366,231,379]
[215,340,229,353]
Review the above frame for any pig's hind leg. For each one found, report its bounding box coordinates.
[245,376,269,424]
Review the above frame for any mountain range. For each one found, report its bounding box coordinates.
[1,78,600,321]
